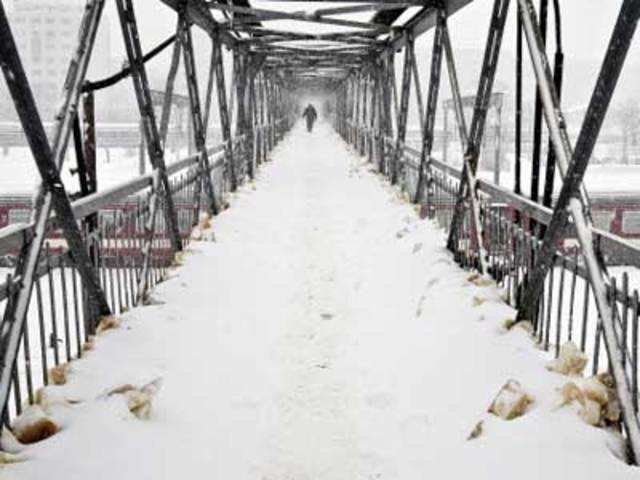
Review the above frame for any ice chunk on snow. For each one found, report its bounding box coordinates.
[488,380,533,420]
[546,342,588,376]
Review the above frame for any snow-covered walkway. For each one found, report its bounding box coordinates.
[7,122,637,479]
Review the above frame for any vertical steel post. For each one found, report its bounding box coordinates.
[179,13,219,215]
[81,91,100,331]
[159,18,182,148]
[441,25,489,274]
[0,0,110,421]
[514,0,640,459]
[115,0,183,306]
[446,0,511,253]
[414,7,446,205]
[212,35,236,191]
[391,36,413,185]
[409,39,425,134]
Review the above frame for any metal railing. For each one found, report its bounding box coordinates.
[0,120,288,424]
[342,122,640,456]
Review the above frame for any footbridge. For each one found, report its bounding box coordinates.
[0,0,640,476]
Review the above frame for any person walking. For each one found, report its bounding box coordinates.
[302,104,318,132]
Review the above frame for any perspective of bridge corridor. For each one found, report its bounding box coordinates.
[5,122,634,480]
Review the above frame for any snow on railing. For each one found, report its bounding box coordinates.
[341,123,640,461]
[0,122,288,425]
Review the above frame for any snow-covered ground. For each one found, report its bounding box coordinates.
[4,121,637,479]
[0,146,192,196]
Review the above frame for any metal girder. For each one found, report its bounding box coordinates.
[0,0,111,422]
[159,20,182,147]
[314,3,416,17]
[234,51,254,179]
[390,0,474,51]
[513,0,640,459]
[159,0,237,47]
[212,34,237,191]
[207,1,392,32]
[179,11,219,216]
[203,43,217,140]
[116,0,183,304]
[379,56,394,174]
[391,34,413,185]
[238,26,384,40]
[414,6,445,205]
[446,0,509,255]
[408,37,424,133]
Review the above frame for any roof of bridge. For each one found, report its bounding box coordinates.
[159,0,474,85]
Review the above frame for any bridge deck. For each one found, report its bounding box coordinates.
[9,123,634,479]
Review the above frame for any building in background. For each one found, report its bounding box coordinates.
[3,0,111,119]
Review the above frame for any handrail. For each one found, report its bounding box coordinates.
[396,139,640,269]
[0,138,237,257]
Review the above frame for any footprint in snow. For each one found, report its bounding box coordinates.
[365,392,395,410]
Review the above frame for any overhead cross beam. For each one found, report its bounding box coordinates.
[206,1,393,32]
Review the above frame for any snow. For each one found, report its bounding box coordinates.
[4,121,638,479]
[0,146,194,196]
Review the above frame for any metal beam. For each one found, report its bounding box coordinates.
[391,34,412,184]
[212,34,237,191]
[207,1,392,32]
[159,19,182,147]
[179,12,219,215]
[116,0,183,304]
[446,0,509,256]
[414,6,445,205]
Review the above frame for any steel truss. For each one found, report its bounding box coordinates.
[2,0,640,463]
[0,0,292,430]
[333,0,640,462]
